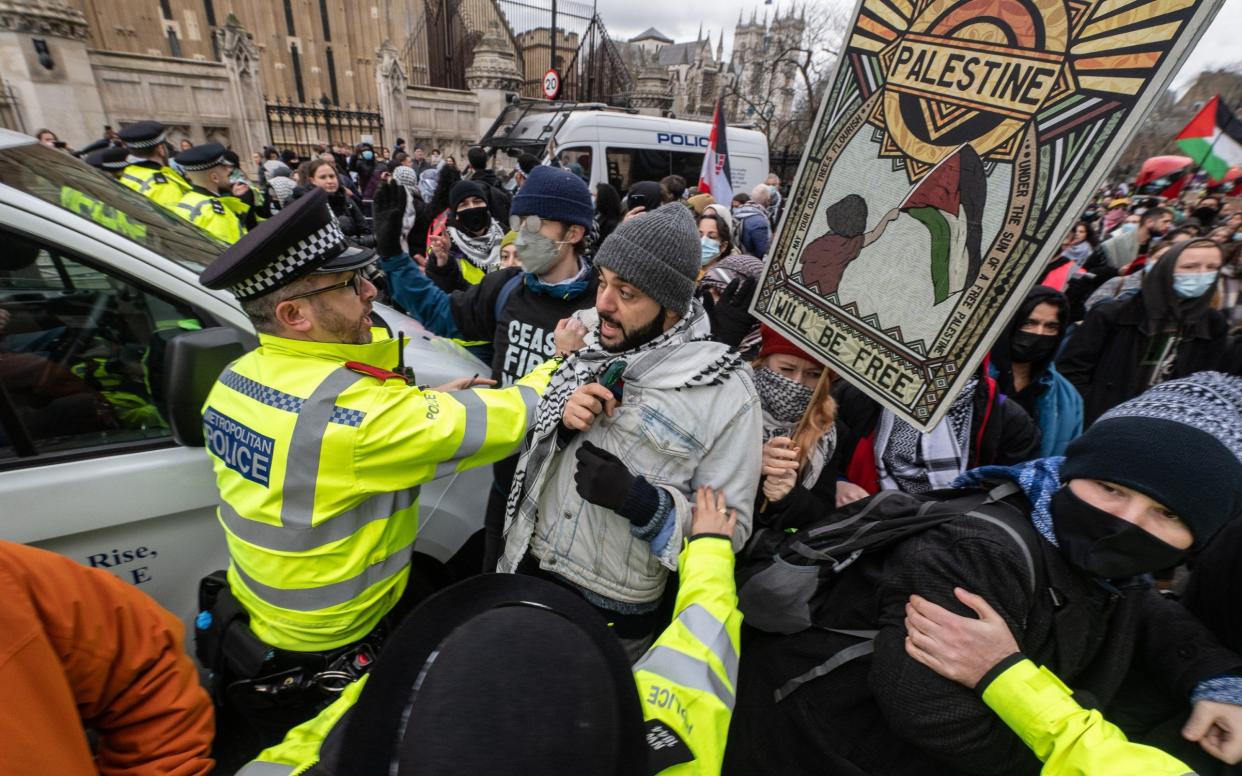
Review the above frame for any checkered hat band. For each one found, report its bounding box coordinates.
[180,155,228,172]
[102,160,129,170]
[231,219,347,298]
[125,131,167,150]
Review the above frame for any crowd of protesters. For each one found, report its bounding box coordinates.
[21,118,1242,776]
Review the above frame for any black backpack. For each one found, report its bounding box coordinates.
[737,482,1047,701]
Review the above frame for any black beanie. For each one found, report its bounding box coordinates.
[1061,372,1242,546]
[449,179,488,210]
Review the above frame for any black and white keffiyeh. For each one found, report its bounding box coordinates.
[753,367,813,426]
[502,302,745,541]
[447,221,505,272]
[754,366,836,489]
[875,378,977,495]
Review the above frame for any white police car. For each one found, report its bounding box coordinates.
[0,130,491,630]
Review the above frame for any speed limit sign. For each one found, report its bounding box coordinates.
[542,68,561,100]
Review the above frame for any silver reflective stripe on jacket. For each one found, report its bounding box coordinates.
[677,603,739,680]
[232,539,415,611]
[281,369,368,528]
[219,367,414,610]
[235,761,296,775]
[219,487,419,552]
[634,645,736,709]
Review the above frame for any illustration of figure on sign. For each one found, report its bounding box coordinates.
[801,195,899,296]
[898,143,987,305]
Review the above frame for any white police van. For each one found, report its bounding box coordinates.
[482,98,770,197]
[0,130,490,632]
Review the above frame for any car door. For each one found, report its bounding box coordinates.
[0,220,230,629]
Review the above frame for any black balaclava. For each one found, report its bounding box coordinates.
[1055,372,1242,578]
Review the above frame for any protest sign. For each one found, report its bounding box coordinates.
[752,0,1224,430]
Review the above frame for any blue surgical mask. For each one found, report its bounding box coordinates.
[1119,222,1138,234]
[1234,232,1241,241]
[700,236,721,265]
[362,150,374,161]
[1172,270,1218,298]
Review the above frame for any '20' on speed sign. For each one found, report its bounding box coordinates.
[543,69,560,100]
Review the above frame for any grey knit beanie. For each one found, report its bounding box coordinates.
[594,203,699,316]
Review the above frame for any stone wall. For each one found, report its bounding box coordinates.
[0,1,106,147]
[88,50,240,148]
[404,85,480,159]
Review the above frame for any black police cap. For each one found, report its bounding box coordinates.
[174,143,230,172]
[116,120,167,149]
[200,187,375,300]
[86,146,129,171]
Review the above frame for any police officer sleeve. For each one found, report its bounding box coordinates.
[352,357,558,489]
[633,536,742,775]
[979,658,1193,776]
[238,675,370,775]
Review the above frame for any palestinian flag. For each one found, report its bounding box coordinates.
[698,97,734,204]
[899,144,987,305]
[1176,96,1242,182]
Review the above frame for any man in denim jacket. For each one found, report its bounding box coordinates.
[500,203,763,657]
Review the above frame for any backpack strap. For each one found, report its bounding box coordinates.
[773,632,878,703]
[773,481,1040,704]
[492,271,525,322]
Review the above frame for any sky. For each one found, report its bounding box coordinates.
[600,0,1240,92]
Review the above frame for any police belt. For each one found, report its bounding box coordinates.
[195,570,386,704]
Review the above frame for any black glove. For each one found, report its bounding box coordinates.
[574,441,660,525]
[703,276,758,348]
[371,180,406,259]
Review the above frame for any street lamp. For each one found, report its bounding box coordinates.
[320,94,332,146]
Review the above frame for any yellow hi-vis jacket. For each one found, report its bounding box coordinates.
[118,160,191,209]
[236,536,742,775]
[980,658,1194,775]
[202,331,555,652]
[174,187,247,244]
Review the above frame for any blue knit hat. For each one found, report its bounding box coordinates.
[511,166,594,227]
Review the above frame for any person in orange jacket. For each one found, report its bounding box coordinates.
[0,541,214,775]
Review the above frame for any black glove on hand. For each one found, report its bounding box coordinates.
[371,180,406,259]
[574,441,661,525]
[704,276,758,348]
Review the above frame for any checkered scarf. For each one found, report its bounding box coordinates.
[502,301,744,539]
[447,221,505,271]
[875,378,977,495]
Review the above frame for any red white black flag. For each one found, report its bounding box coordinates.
[698,98,734,204]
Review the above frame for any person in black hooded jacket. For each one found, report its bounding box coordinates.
[989,286,1082,457]
[1057,238,1227,426]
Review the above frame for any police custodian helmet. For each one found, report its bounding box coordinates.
[200,187,376,300]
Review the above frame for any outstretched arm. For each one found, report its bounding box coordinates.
[864,208,901,247]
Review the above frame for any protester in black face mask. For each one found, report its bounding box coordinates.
[1193,195,1222,230]
[423,180,505,293]
[726,372,1242,776]
[989,286,1081,456]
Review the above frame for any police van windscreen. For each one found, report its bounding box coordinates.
[606,147,703,196]
[0,143,224,272]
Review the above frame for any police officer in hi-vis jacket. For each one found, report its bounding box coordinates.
[196,187,586,751]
